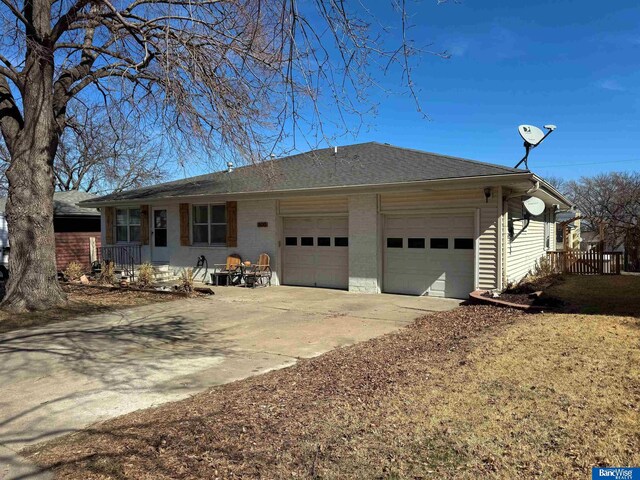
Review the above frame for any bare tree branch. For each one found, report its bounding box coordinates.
[0,0,32,30]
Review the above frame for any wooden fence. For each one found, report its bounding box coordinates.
[547,251,622,275]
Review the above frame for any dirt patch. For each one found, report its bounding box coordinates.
[0,284,184,334]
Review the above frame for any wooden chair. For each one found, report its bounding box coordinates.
[210,254,242,286]
[242,253,272,288]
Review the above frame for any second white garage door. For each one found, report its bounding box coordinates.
[282,217,349,289]
[383,214,475,298]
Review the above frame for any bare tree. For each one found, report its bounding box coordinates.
[542,175,568,196]
[0,0,448,311]
[53,104,167,193]
[566,172,640,266]
[1,104,167,194]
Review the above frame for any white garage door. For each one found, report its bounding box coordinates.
[283,217,349,289]
[383,214,475,298]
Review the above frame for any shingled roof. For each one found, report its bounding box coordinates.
[0,190,99,216]
[83,142,527,204]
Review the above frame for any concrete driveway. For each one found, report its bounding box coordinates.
[0,286,460,479]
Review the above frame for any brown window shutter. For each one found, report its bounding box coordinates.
[226,201,237,247]
[104,207,115,245]
[140,205,150,245]
[179,203,190,246]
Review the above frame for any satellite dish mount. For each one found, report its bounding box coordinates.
[514,124,556,169]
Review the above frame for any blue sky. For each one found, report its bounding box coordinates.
[279,0,640,182]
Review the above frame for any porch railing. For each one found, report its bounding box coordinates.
[547,250,622,275]
[99,245,142,281]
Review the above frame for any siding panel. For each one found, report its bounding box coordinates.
[279,196,348,215]
[505,198,550,284]
[380,189,489,212]
[479,207,499,290]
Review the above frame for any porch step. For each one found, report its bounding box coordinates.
[114,265,181,283]
[148,264,180,283]
[152,268,180,283]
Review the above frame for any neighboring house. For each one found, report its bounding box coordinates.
[81,142,571,298]
[555,210,582,251]
[581,230,624,252]
[0,191,101,270]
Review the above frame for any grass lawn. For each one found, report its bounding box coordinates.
[545,274,640,316]
[26,278,640,479]
[0,284,179,334]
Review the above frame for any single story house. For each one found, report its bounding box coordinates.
[555,210,582,251]
[0,190,101,271]
[81,142,571,298]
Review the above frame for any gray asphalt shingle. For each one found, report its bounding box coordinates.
[83,142,527,204]
[0,191,99,216]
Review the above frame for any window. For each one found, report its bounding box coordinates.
[192,204,227,245]
[430,238,448,249]
[285,237,297,246]
[408,238,425,249]
[556,224,564,243]
[335,237,348,247]
[387,238,403,248]
[318,237,331,247]
[301,237,314,246]
[454,238,474,250]
[115,208,141,243]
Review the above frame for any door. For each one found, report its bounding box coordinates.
[282,217,348,289]
[151,207,170,263]
[383,213,475,298]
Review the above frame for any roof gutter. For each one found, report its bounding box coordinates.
[503,173,573,210]
[506,179,540,200]
[79,172,534,207]
[531,173,574,209]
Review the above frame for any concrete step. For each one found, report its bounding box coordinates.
[115,265,181,283]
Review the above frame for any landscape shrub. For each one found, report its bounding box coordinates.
[531,254,556,278]
[179,268,195,293]
[137,263,155,288]
[98,261,116,285]
[63,261,84,282]
[506,255,560,294]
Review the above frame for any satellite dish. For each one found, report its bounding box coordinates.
[518,125,545,146]
[514,123,557,169]
[523,196,545,216]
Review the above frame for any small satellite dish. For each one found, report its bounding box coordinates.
[518,125,545,146]
[523,196,545,216]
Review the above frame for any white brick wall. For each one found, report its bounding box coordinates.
[348,194,380,293]
[164,199,279,284]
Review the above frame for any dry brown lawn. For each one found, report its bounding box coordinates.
[545,274,640,316]
[26,301,640,479]
[0,284,179,334]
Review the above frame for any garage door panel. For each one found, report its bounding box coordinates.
[383,214,475,299]
[283,217,348,289]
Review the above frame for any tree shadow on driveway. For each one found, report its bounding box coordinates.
[0,308,237,478]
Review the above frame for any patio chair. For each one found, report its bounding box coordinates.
[241,253,272,288]
[210,254,243,286]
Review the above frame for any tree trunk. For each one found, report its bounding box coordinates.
[2,148,65,312]
[0,30,66,312]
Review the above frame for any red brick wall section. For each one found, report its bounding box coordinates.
[55,232,101,271]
